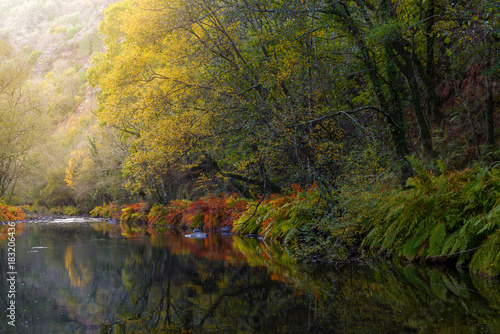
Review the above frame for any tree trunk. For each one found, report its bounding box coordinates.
[486,71,495,148]
[323,0,414,185]
[424,0,443,123]
[393,42,438,158]
[380,0,414,185]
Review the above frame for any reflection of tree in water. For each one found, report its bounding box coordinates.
[330,263,500,333]
[2,222,500,333]
[111,245,288,332]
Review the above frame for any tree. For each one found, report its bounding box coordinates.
[0,38,47,201]
[88,0,497,202]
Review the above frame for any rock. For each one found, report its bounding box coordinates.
[185,232,208,239]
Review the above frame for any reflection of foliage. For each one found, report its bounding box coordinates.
[91,220,124,238]
[233,237,299,283]
[163,233,246,263]
[3,221,500,332]
[342,263,500,333]
[119,222,148,238]
[64,245,92,288]
[112,238,500,333]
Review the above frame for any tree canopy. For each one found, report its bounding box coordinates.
[73,0,497,206]
[0,0,496,212]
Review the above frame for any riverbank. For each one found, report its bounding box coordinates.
[79,162,500,278]
[6,162,500,278]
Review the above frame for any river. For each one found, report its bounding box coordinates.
[1,218,500,333]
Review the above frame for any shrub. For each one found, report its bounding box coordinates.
[364,157,500,273]
[470,229,500,278]
[148,194,248,230]
[120,202,148,223]
[233,185,332,243]
[148,200,190,228]
[0,205,24,221]
[62,205,80,216]
[90,202,122,219]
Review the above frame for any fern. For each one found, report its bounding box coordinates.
[0,205,24,222]
[363,160,500,274]
[470,228,500,277]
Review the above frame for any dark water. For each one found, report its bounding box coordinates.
[1,218,500,333]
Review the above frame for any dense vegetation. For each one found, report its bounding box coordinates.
[0,0,499,274]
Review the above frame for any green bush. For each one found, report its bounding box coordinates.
[66,23,84,40]
[62,205,80,216]
[90,202,122,219]
[364,157,500,274]
[232,184,372,261]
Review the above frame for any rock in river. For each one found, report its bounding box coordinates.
[185,232,208,239]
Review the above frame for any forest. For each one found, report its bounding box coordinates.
[0,0,499,274]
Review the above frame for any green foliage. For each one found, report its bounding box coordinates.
[230,183,382,261]
[37,169,76,208]
[46,205,81,216]
[232,200,272,235]
[27,50,42,66]
[62,205,80,216]
[66,22,84,40]
[261,185,326,243]
[90,202,122,219]
[147,200,190,228]
[470,209,500,277]
[232,185,315,238]
[364,158,500,273]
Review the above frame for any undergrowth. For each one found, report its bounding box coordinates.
[233,185,324,240]
[148,194,248,230]
[364,157,500,276]
[232,184,370,261]
[0,204,24,221]
[90,202,123,220]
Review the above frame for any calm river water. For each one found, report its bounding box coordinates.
[1,218,500,333]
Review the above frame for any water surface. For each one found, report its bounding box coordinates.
[1,218,500,333]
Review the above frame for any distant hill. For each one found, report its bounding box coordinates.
[0,0,118,206]
[0,0,115,76]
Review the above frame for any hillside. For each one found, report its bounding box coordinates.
[0,0,117,207]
